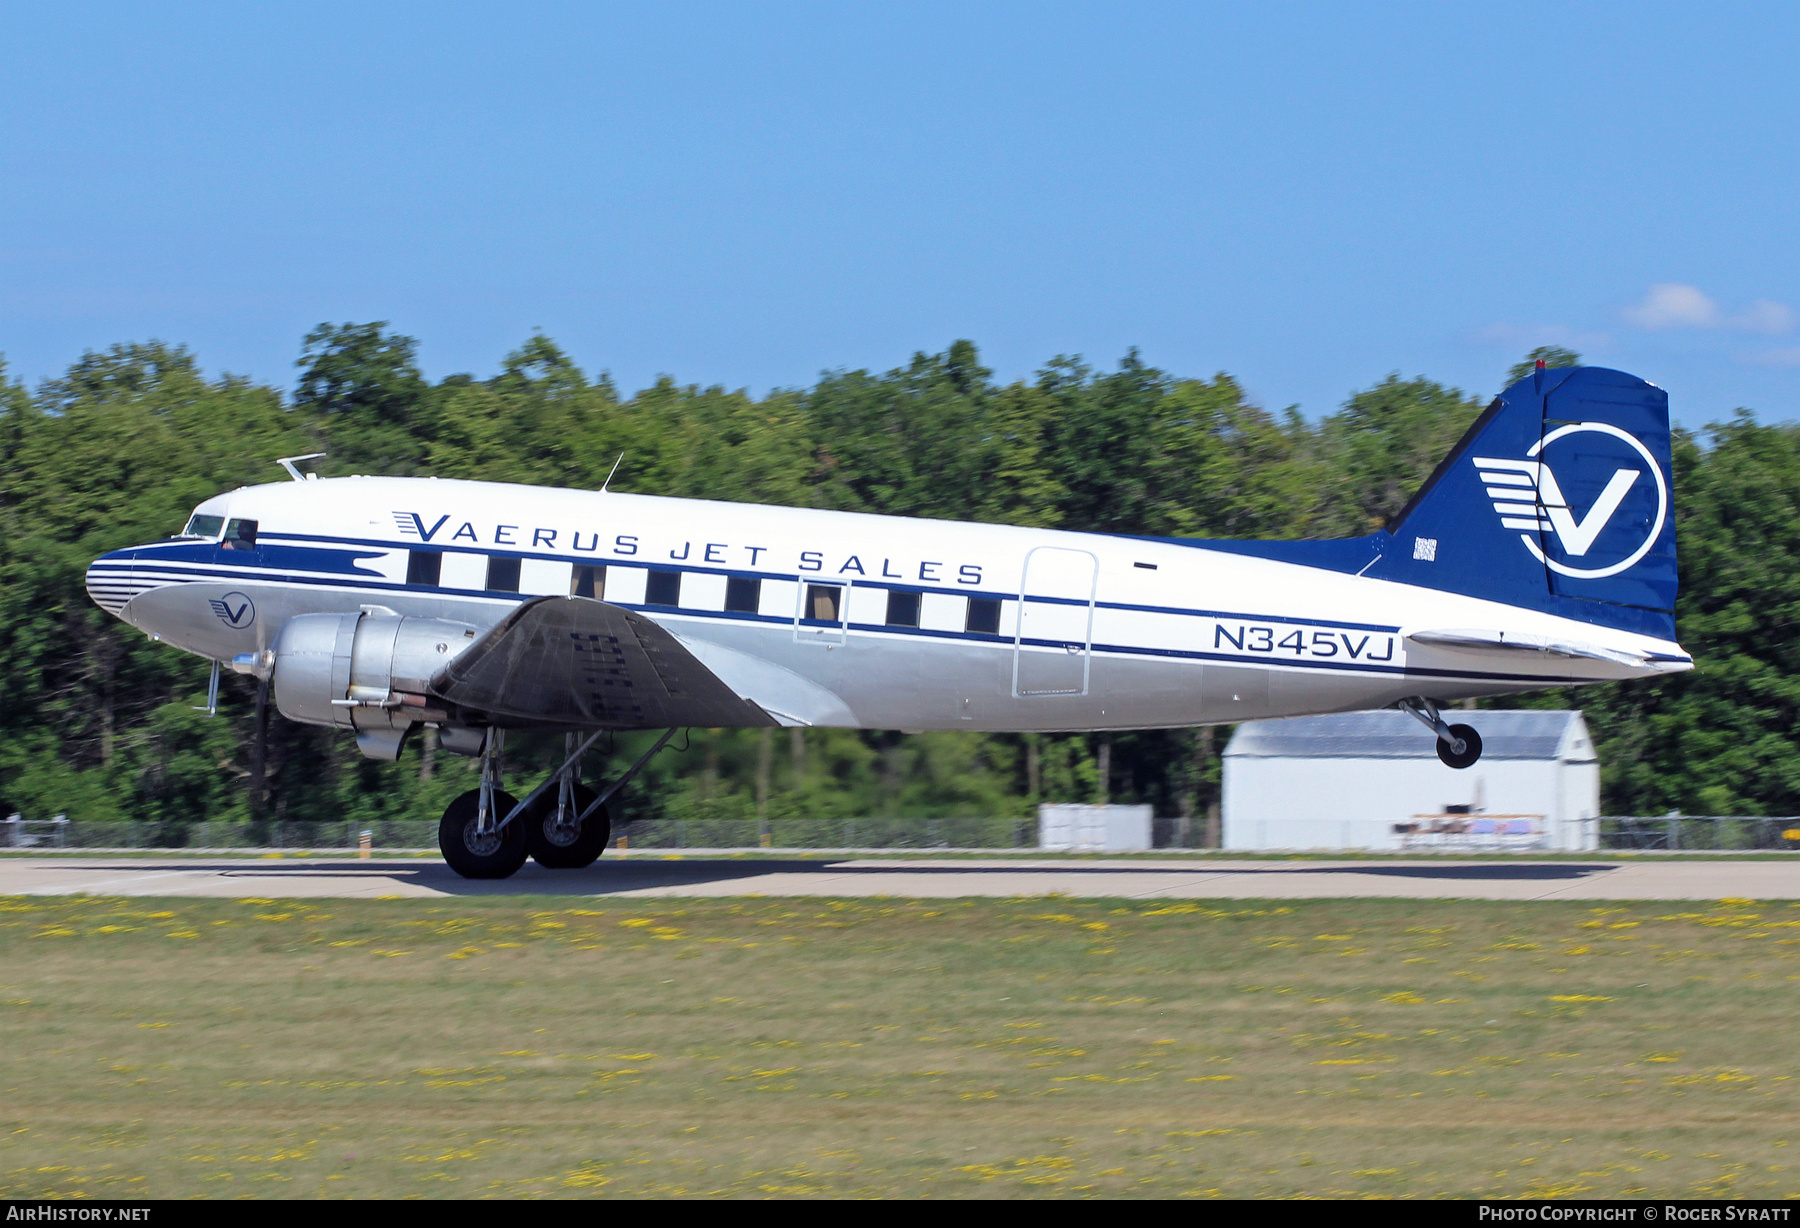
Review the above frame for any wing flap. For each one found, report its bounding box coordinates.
[429,596,778,728]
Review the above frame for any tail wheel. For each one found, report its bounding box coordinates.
[526,784,610,869]
[1436,723,1483,770]
[438,788,529,879]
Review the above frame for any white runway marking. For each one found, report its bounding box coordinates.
[2,855,1797,901]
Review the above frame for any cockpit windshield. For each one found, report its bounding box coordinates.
[178,513,225,540]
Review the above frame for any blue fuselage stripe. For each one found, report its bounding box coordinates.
[128,533,1404,633]
[108,554,1580,686]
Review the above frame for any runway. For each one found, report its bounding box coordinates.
[2,854,1797,901]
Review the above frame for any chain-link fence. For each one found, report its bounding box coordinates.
[4,816,1047,851]
[10,814,1799,853]
[613,816,1038,850]
[1,819,439,851]
[1599,816,1800,851]
[3,814,1206,852]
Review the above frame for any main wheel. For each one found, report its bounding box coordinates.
[526,783,611,869]
[1436,723,1483,770]
[438,788,529,879]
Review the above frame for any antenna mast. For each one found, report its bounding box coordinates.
[275,453,327,482]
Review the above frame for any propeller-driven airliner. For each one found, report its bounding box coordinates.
[86,365,1688,877]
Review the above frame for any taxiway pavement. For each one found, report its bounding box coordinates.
[1,855,1796,901]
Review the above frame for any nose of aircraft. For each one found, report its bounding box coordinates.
[85,547,140,617]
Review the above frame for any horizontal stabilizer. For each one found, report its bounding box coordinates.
[430,596,778,729]
[1405,627,1649,666]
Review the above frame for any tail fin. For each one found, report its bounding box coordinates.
[1366,365,1676,640]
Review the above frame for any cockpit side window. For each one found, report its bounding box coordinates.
[180,514,225,540]
[222,518,259,551]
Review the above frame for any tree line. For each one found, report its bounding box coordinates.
[1,329,1794,834]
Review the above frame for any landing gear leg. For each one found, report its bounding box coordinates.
[576,727,679,829]
[1399,697,1483,770]
[441,727,679,876]
[438,728,528,879]
[527,732,609,869]
[517,727,677,866]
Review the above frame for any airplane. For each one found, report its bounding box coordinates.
[85,364,1688,878]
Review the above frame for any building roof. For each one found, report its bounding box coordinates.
[1223,710,1591,762]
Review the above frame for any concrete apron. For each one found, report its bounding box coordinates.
[1,856,1797,901]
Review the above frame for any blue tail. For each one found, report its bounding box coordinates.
[1185,366,1678,641]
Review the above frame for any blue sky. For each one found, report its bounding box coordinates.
[2,2,1796,426]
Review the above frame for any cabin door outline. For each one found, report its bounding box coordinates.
[1012,546,1097,697]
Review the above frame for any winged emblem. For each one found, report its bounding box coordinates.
[208,593,255,628]
[1472,456,1639,557]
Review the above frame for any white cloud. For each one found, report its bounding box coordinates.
[1623,283,1795,334]
[1625,283,1721,329]
[1733,299,1797,335]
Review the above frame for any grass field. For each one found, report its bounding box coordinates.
[1,892,1796,1199]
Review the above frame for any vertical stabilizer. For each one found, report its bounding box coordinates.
[1363,366,1676,639]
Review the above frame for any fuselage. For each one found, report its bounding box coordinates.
[86,475,1691,732]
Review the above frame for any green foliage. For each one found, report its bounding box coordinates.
[1505,345,1583,387]
[0,337,1784,826]
[295,322,427,474]
[1510,414,1800,815]
[0,343,313,826]
[1310,374,1485,535]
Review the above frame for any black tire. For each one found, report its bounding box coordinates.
[526,783,611,869]
[1436,723,1483,770]
[438,788,529,879]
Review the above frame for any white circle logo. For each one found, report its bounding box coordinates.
[1520,422,1668,580]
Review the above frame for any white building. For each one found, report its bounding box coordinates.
[1222,710,1600,852]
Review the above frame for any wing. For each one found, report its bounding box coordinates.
[428,595,779,729]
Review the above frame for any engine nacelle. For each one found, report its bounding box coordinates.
[271,609,480,759]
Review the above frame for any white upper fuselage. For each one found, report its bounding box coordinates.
[87,475,1691,732]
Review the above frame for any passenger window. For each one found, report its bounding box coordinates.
[571,564,605,599]
[221,518,258,551]
[486,556,521,593]
[725,576,760,614]
[181,513,224,540]
[406,551,442,586]
[966,597,1001,635]
[804,584,843,623]
[885,590,920,628]
[645,570,682,607]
